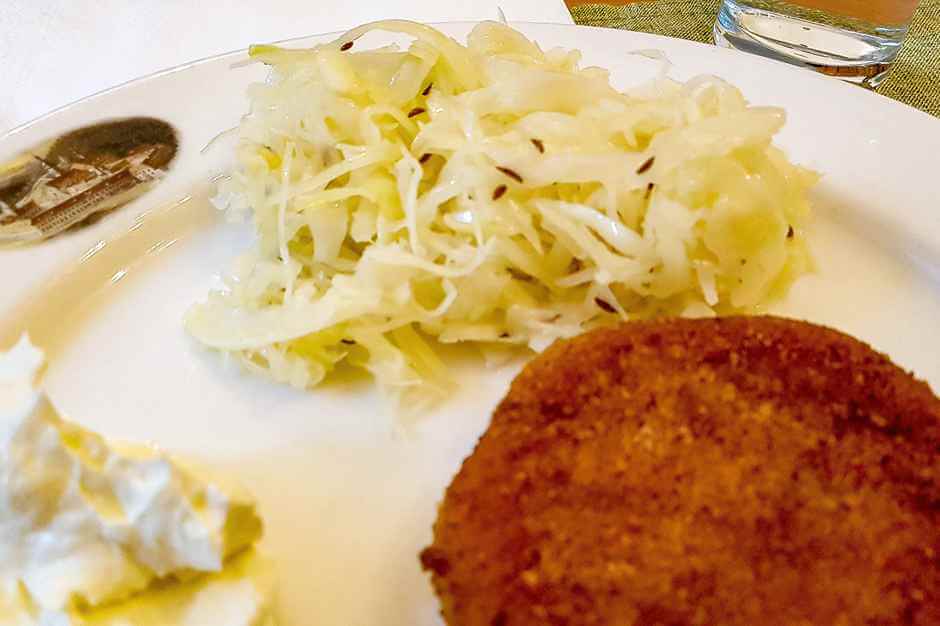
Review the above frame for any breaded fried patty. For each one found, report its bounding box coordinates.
[421,316,940,626]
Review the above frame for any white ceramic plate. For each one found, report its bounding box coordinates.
[2,22,939,626]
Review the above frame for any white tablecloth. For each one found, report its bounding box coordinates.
[0,0,573,135]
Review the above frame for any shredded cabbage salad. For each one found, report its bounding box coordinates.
[186,20,817,407]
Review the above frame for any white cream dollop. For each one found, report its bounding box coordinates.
[0,336,274,625]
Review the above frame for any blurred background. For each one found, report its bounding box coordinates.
[1,0,937,135]
[0,0,572,134]
[565,0,938,115]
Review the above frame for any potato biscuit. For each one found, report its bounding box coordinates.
[422,316,940,626]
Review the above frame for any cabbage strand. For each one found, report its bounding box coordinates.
[186,20,817,408]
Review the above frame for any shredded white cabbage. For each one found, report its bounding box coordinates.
[186,20,817,408]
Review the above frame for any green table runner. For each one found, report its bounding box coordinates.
[570,0,940,116]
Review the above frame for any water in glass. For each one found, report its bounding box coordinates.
[714,0,919,87]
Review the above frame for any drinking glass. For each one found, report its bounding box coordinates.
[714,0,919,87]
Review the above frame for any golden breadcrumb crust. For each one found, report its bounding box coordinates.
[422,316,940,626]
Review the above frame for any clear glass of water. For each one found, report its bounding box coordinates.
[714,0,919,87]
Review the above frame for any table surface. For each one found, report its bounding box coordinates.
[569,0,940,117]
